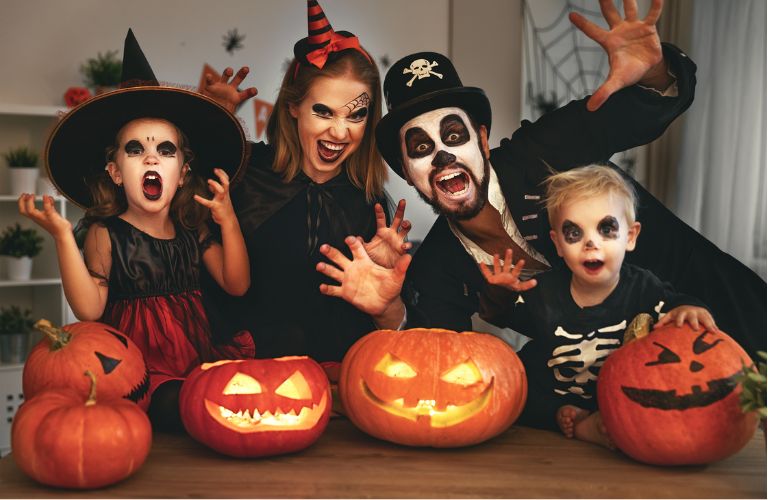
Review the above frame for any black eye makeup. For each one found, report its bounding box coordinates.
[348,107,368,122]
[311,104,333,118]
[156,141,178,157]
[561,220,582,244]
[404,127,434,159]
[598,216,620,239]
[440,115,470,146]
[124,140,144,156]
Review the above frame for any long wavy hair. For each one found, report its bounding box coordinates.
[84,118,209,231]
[266,48,386,201]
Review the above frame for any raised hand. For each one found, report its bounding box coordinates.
[18,194,72,240]
[317,236,411,317]
[203,66,258,113]
[570,0,667,111]
[362,199,412,268]
[193,168,237,227]
[478,249,538,292]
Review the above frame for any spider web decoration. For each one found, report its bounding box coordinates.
[522,0,642,174]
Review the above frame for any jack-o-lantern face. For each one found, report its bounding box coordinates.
[23,321,150,410]
[598,323,758,465]
[339,328,527,447]
[179,356,331,457]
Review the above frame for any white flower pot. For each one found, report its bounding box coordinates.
[8,167,39,195]
[6,256,33,281]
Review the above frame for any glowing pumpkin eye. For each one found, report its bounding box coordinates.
[375,353,417,378]
[440,360,483,386]
[223,372,262,394]
[275,370,312,399]
[645,342,681,367]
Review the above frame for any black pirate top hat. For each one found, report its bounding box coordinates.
[293,0,371,71]
[45,29,247,209]
[375,52,492,178]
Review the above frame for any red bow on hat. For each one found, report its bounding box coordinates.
[305,32,372,69]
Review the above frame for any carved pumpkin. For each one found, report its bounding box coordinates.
[598,323,758,465]
[23,320,149,410]
[11,371,152,489]
[179,356,331,457]
[339,328,527,447]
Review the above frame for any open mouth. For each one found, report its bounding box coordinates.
[203,392,328,433]
[317,140,346,163]
[142,171,163,201]
[435,171,470,197]
[360,379,493,428]
[582,260,604,273]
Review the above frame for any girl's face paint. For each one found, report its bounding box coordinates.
[550,192,640,291]
[289,75,371,184]
[106,118,187,216]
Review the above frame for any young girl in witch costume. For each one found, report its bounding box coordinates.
[201,1,411,367]
[18,30,254,430]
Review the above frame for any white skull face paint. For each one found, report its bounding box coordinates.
[398,107,489,220]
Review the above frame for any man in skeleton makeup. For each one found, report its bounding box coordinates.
[317,0,765,381]
[478,165,714,447]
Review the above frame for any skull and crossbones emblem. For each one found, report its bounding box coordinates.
[403,59,443,87]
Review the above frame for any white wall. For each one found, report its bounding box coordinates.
[0,0,528,243]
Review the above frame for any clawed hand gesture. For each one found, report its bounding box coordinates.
[194,168,237,226]
[479,249,538,292]
[203,67,258,113]
[316,236,411,317]
[363,199,412,268]
[571,0,666,111]
[18,194,72,240]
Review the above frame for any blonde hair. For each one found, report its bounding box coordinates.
[86,117,209,231]
[544,164,637,227]
[266,49,386,201]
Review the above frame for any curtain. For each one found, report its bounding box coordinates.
[644,0,693,205]
[672,0,767,279]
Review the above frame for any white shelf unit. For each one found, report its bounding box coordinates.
[0,104,81,455]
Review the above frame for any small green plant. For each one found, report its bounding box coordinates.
[3,146,38,168]
[80,50,122,88]
[0,306,34,335]
[738,351,767,419]
[0,223,44,258]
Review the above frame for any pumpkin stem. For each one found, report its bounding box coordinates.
[624,313,654,344]
[84,370,97,406]
[34,319,72,350]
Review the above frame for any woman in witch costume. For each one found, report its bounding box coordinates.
[18,30,255,429]
[201,1,412,366]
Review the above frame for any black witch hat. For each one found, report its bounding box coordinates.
[45,29,247,208]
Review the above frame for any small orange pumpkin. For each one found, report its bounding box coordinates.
[23,320,149,410]
[11,371,152,489]
[179,357,331,457]
[598,323,758,465]
[339,328,527,447]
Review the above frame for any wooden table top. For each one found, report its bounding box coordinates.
[0,418,765,498]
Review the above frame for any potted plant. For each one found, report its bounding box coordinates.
[0,223,44,280]
[3,146,39,195]
[0,305,34,364]
[80,50,122,94]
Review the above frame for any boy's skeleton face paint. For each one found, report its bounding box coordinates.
[399,107,489,220]
[551,193,639,291]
